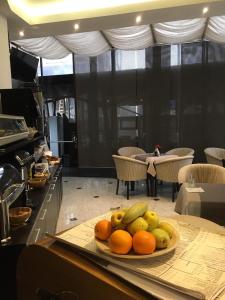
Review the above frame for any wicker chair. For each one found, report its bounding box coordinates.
[204,148,225,167]
[165,147,195,157]
[178,163,225,184]
[117,147,146,157]
[112,155,149,200]
[154,156,194,201]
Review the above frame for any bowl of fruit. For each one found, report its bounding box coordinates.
[94,202,180,259]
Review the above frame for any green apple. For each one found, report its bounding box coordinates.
[111,211,125,227]
[127,217,148,236]
[151,228,170,249]
[158,222,174,239]
[143,210,159,230]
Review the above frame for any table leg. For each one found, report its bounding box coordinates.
[131,181,135,191]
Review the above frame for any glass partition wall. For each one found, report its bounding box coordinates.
[39,41,225,171]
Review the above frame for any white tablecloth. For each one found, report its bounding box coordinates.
[175,183,225,226]
[146,155,177,177]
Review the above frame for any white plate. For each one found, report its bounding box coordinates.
[95,227,180,259]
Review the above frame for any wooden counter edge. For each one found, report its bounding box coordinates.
[17,236,153,300]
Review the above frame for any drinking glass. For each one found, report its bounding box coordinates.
[188,174,195,188]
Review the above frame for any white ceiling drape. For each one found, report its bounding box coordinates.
[153,18,206,44]
[56,31,110,57]
[13,16,225,59]
[205,16,225,43]
[14,36,70,59]
[104,25,153,50]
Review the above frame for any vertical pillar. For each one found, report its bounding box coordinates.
[0,14,12,89]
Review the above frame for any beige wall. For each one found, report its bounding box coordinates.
[0,14,12,89]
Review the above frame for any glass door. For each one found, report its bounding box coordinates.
[45,97,78,175]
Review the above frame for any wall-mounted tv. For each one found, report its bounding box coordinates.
[10,47,39,82]
[0,88,39,128]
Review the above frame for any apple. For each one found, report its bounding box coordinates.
[127,217,148,236]
[158,222,174,239]
[143,211,159,230]
[111,211,125,227]
[151,228,170,249]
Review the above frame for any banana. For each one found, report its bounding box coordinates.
[122,202,148,224]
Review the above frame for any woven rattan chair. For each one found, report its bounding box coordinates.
[165,147,195,157]
[117,147,146,157]
[204,148,225,167]
[154,156,194,201]
[112,155,149,200]
[178,163,225,184]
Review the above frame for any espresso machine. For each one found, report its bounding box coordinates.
[15,151,34,207]
[0,164,25,244]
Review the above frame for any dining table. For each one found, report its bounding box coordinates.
[132,153,178,197]
[175,182,225,226]
[132,153,178,177]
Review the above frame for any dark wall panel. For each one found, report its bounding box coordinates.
[72,42,225,167]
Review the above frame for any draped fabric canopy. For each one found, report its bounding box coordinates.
[13,16,225,59]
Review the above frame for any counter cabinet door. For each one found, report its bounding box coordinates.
[27,204,48,244]
[45,188,58,236]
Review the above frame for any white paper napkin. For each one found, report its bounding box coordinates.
[185,187,205,193]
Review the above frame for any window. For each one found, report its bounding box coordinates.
[37,59,42,76]
[42,54,73,76]
[97,51,112,72]
[74,55,90,74]
[115,49,145,70]
[170,44,181,66]
[181,43,202,65]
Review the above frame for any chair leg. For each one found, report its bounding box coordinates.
[172,183,176,202]
[176,182,181,192]
[154,177,158,197]
[116,179,119,194]
[126,181,130,200]
[146,179,150,196]
[131,181,135,191]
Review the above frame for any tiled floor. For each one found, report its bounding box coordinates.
[56,177,179,233]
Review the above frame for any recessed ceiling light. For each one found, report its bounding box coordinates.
[136,15,142,24]
[19,30,24,37]
[202,6,209,14]
[74,23,79,31]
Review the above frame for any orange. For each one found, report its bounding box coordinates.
[133,231,156,255]
[94,219,112,241]
[109,230,132,255]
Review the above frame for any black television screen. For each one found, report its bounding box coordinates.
[0,88,39,127]
[10,47,39,82]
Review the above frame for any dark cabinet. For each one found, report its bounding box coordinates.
[27,165,63,244]
[0,134,63,300]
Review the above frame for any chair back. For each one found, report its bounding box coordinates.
[117,147,146,157]
[112,155,147,181]
[178,163,225,184]
[165,147,194,157]
[155,156,194,182]
[204,147,225,166]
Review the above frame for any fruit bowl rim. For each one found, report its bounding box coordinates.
[95,225,180,259]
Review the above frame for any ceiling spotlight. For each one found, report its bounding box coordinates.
[19,30,24,37]
[74,23,79,30]
[136,15,142,24]
[202,7,209,14]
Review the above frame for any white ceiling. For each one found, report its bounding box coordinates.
[2,0,225,58]
[1,0,225,40]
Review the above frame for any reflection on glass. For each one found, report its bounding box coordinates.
[117,105,143,145]
[115,49,145,70]
[42,54,73,76]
